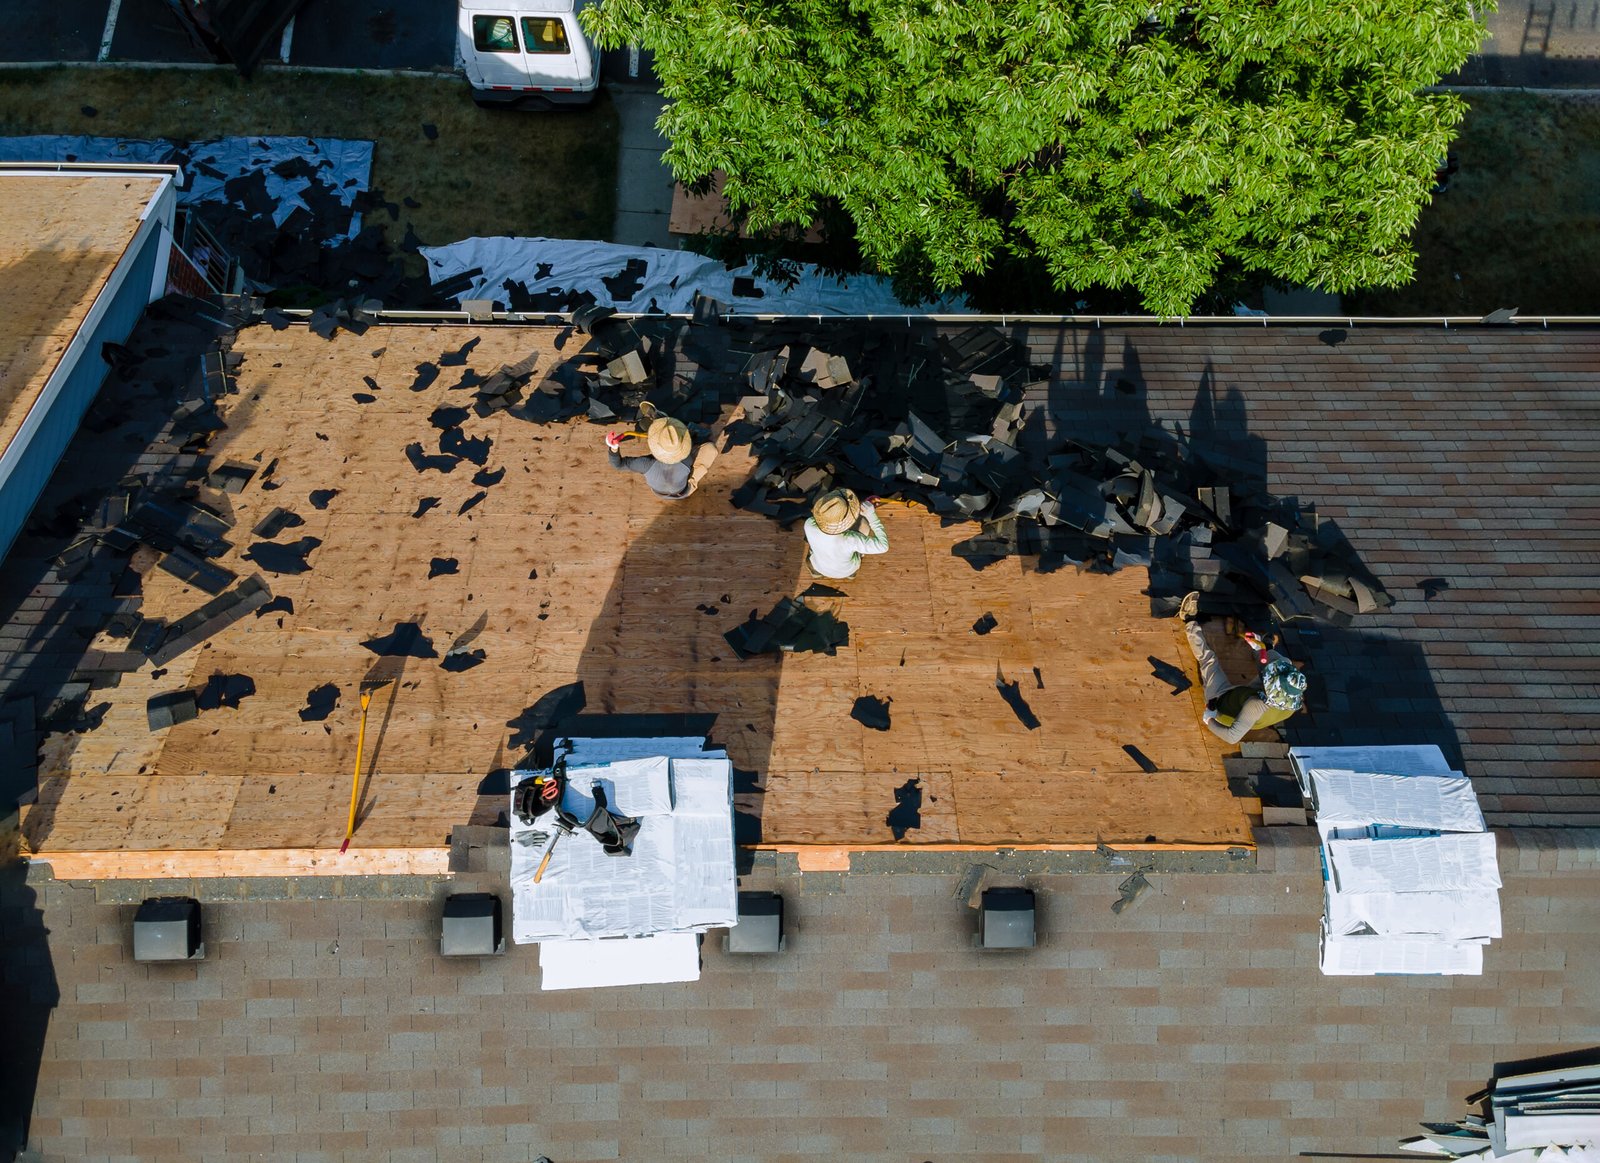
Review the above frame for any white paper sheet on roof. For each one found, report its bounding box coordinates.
[537,932,701,990]
[1308,768,1486,834]
[1327,832,1501,895]
[560,756,674,818]
[1319,923,1485,975]
[1291,744,1454,800]
[1325,887,1502,941]
[420,236,974,317]
[1505,1113,1600,1152]
[0,135,372,239]
[565,735,724,767]
[508,743,736,944]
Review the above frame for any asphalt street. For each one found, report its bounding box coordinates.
[0,0,1595,86]
[0,0,458,71]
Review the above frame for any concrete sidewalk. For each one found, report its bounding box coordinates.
[1452,0,1600,86]
[607,85,676,248]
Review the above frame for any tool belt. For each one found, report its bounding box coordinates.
[554,784,641,856]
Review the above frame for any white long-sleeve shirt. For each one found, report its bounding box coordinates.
[803,504,889,578]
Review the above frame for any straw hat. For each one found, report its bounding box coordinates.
[812,488,861,536]
[645,416,692,465]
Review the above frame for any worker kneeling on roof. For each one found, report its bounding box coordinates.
[804,488,889,580]
[605,415,716,501]
[1178,591,1308,743]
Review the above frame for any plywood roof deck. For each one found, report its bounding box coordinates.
[0,173,162,461]
[22,323,1253,877]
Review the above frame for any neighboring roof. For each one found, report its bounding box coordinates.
[0,171,164,464]
[8,834,1600,1160]
[1004,324,1600,825]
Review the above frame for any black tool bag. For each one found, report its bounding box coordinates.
[513,770,566,827]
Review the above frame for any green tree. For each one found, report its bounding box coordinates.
[585,0,1485,315]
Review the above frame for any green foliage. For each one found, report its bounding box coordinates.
[585,0,1486,314]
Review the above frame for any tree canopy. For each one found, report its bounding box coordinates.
[585,0,1486,314]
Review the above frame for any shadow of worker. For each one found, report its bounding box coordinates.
[545,441,807,863]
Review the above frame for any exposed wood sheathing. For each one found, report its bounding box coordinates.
[0,174,160,459]
[23,324,1249,877]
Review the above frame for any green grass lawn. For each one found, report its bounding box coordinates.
[0,66,619,256]
[1348,90,1600,316]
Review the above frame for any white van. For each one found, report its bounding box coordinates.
[458,0,599,109]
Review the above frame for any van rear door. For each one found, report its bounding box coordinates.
[461,11,529,89]
[517,14,593,91]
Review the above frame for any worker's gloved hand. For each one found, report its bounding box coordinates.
[1202,708,1218,725]
[864,496,883,506]
[604,431,624,451]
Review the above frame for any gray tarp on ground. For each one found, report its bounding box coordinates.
[0,135,372,240]
[421,236,974,316]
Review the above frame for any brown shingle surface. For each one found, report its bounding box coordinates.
[1017,324,1600,823]
[7,840,1600,1161]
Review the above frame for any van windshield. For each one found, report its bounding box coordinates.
[521,17,571,54]
[472,15,519,52]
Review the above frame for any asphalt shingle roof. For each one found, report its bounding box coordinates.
[5,836,1600,1161]
[1014,324,1600,824]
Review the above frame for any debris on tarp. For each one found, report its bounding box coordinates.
[422,237,973,317]
[0,135,373,238]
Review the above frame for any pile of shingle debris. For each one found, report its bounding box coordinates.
[565,305,1391,628]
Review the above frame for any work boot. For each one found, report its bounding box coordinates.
[1178,592,1201,622]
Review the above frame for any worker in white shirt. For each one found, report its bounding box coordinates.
[803,488,889,579]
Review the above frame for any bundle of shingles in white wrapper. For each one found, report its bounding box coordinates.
[1289,744,1501,976]
[1401,1057,1600,1159]
[507,733,738,991]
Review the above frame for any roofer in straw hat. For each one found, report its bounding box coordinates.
[605,412,719,501]
[1177,591,1308,744]
[804,488,890,580]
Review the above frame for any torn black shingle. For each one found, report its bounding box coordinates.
[251,507,304,539]
[146,690,198,731]
[1147,656,1193,696]
[1122,744,1160,773]
[409,362,440,393]
[885,777,922,841]
[441,649,486,673]
[195,673,257,711]
[724,599,848,659]
[439,428,491,466]
[299,682,341,722]
[995,668,1041,730]
[242,537,321,575]
[361,622,437,659]
[851,695,892,732]
[405,443,459,474]
[148,578,274,666]
[439,337,480,367]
